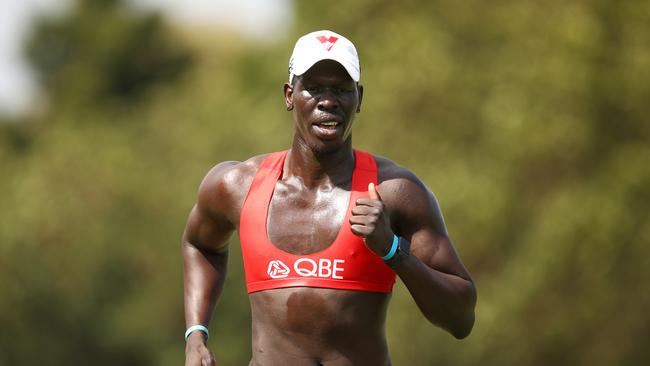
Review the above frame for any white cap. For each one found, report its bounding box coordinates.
[288,30,360,83]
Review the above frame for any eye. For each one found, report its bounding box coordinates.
[336,84,356,93]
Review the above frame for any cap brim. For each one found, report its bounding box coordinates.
[293,57,360,82]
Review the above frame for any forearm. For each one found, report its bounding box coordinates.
[183,240,229,329]
[394,254,476,339]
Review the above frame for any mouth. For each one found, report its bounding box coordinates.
[315,121,340,129]
[312,120,343,138]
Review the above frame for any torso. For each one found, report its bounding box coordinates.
[220,152,405,365]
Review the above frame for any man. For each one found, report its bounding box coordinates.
[183,30,476,366]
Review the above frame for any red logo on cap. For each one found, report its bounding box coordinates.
[316,36,338,51]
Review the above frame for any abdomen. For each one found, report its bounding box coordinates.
[249,287,392,365]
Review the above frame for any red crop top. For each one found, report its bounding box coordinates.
[239,149,396,294]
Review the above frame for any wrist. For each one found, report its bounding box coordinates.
[384,236,410,269]
[185,331,209,355]
[380,234,400,260]
[187,330,208,343]
[185,325,209,342]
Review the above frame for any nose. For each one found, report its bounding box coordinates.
[317,89,339,111]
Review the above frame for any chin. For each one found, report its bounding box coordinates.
[311,145,338,157]
[308,139,349,157]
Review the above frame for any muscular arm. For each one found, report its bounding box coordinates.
[182,162,238,350]
[352,161,476,339]
[388,176,476,339]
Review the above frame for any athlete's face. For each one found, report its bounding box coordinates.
[284,60,363,154]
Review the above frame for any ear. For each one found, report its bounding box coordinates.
[356,83,364,113]
[284,82,294,111]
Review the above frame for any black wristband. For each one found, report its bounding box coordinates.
[385,236,410,269]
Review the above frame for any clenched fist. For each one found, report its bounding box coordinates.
[350,182,394,256]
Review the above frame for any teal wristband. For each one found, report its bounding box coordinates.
[381,235,400,261]
[185,325,209,341]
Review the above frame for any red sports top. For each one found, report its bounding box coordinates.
[239,149,396,294]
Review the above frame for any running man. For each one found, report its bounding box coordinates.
[183,30,477,366]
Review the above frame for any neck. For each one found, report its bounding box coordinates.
[285,138,355,190]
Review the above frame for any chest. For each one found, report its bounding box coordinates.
[266,182,351,255]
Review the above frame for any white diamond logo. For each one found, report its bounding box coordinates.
[267,260,290,279]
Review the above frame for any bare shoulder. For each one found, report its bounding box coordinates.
[373,155,430,202]
[196,153,270,227]
[372,154,448,237]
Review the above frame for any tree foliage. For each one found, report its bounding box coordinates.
[25,0,191,109]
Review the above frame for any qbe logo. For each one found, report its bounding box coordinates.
[267,260,290,278]
[266,258,345,279]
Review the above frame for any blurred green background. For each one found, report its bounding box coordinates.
[1,0,649,365]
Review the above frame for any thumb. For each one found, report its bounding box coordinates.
[368,182,381,201]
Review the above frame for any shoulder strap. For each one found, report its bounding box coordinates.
[241,151,287,215]
[352,149,378,193]
[259,151,287,171]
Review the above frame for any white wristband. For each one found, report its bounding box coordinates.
[184,325,209,341]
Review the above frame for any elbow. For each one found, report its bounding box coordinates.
[415,276,478,339]
[450,311,475,339]
[450,280,477,339]
[424,305,475,339]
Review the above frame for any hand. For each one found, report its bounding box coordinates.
[350,182,394,256]
[185,332,216,366]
